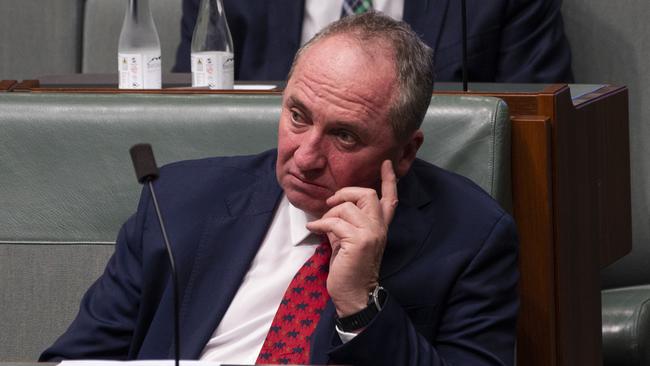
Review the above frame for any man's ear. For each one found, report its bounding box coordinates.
[395,129,424,178]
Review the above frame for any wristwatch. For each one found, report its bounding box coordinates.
[335,285,387,332]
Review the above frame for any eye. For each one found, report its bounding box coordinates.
[290,109,305,125]
[335,129,358,146]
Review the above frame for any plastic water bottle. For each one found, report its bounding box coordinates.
[191,0,234,89]
[118,0,162,89]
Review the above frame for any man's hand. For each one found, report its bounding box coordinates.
[306,160,399,317]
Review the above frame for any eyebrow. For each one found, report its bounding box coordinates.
[286,95,313,120]
[330,120,364,132]
[286,95,369,136]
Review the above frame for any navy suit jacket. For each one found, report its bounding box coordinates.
[173,0,573,83]
[41,150,519,365]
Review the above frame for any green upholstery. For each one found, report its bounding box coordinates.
[0,92,510,360]
[601,286,650,366]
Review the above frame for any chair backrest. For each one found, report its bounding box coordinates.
[0,92,510,361]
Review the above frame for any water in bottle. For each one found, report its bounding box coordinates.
[118,0,162,89]
[191,0,234,89]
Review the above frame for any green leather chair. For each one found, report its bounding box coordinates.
[602,286,650,365]
[0,92,510,361]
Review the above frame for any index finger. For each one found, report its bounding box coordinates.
[380,160,398,223]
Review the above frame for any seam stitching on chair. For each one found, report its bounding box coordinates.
[634,297,650,359]
[490,100,500,197]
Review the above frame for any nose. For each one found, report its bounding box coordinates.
[293,129,327,173]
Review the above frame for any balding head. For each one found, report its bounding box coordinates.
[288,12,434,141]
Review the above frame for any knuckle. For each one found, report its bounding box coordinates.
[363,188,377,196]
[360,189,378,202]
[332,217,345,227]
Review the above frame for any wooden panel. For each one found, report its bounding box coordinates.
[573,87,631,266]
[0,80,17,92]
[511,116,557,366]
[498,95,541,116]
[9,74,283,94]
[461,84,630,365]
[549,86,630,366]
[27,88,281,95]
[12,80,39,92]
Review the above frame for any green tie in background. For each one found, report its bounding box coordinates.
[341,0,373,17]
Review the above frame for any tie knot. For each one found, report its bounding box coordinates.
[341,0,374,17]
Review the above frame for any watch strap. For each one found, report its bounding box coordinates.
[335,286,386,332]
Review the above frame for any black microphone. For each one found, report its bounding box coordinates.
[129,143,180,366]
[130,143,160,183]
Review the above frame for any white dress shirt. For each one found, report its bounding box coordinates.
[302,0,405,45]
[200,195,322,363]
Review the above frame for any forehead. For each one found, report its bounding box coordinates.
[291,35,397,98]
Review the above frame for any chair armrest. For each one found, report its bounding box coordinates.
[602,285,650,366]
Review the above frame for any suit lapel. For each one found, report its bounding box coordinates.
[177,171,283,358]
[380,165,435,279]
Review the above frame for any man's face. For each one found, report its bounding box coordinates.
[276,35,422,217]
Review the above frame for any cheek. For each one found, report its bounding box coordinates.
[276,119,294,160]
[327,156,359,184]
[328,155,382,188]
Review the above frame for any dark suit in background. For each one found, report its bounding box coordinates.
[173,0,574,83]
[41,150,519,365]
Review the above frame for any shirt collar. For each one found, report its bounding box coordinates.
[285,196,320,246]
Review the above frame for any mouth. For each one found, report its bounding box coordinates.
[287,172,332,194]
[289,172,326,187]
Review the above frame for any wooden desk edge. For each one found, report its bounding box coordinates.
[0,80,18,92]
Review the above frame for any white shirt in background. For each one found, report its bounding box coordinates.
[301,0,405,45]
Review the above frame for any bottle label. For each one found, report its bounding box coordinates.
[118,52,162,89]
[191,51,234,89]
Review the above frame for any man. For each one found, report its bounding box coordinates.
[174,0,574,83]
[42,13,518,365]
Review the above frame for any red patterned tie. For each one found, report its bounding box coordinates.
[256,238,332,365]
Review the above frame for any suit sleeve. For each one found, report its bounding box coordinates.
[39,191,150,361]
[496,0,574,82]
[327,213,519,366]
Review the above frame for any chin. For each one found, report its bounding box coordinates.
[285,191,327,218]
